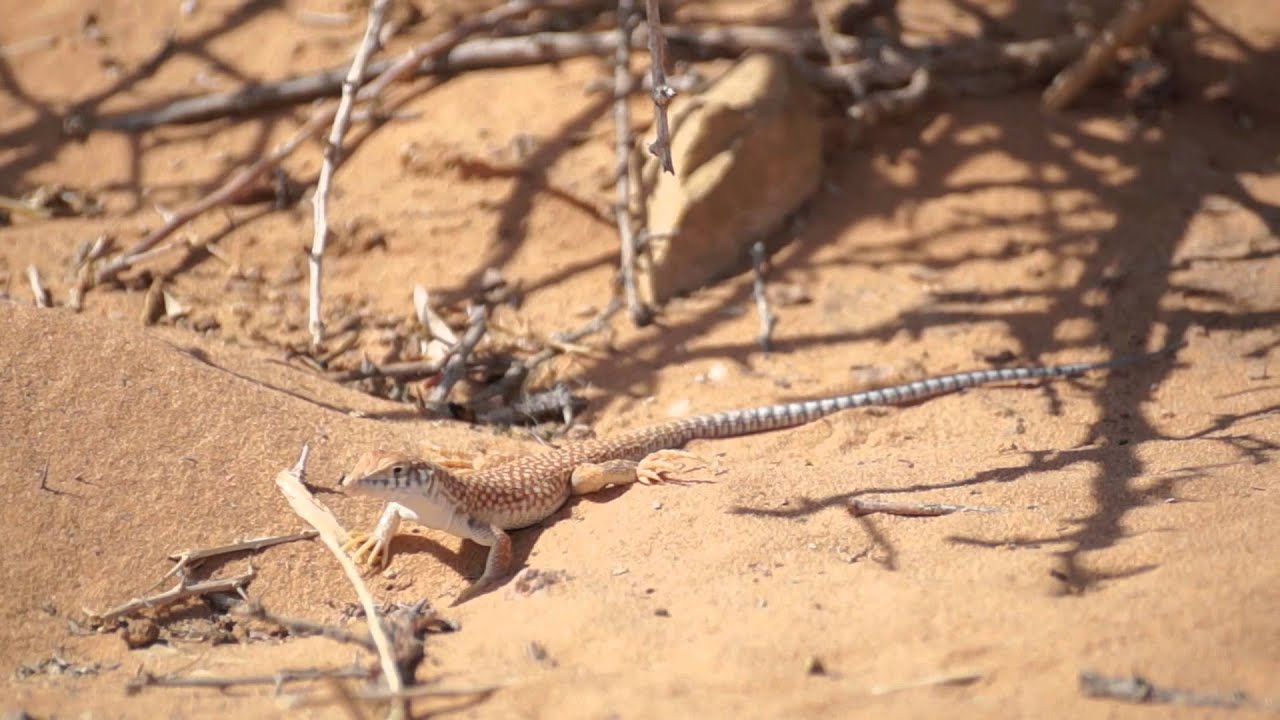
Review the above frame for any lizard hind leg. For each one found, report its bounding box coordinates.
[569,449,708,495]
[452,525,513,606]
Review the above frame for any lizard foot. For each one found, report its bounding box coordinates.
[341,530,391,573]
[570,450,708,494]
[636,449,707,485]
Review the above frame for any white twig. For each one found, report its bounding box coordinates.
[309,0,391,348]
[273,445,406,716]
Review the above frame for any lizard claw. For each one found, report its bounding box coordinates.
[342,530,391,573]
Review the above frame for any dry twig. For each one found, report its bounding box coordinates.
[127,666,371,695]
[94,109,333,285]
[641,0,675,174]
[92,566,256,625]
[750,241,777,353]
[92,1,567,289]
[238,603,377,651]
[426,304,489,407]
[162,531,319,582]
[91,25,844,130]
[272,445,407,717]
[848,498,1001,518]
[309,0,392,347]
[1043,0,1186,112]
[476,297,622,403]
[331,357,447,384]
[1079,671,1267,710]
[26,265,51,308]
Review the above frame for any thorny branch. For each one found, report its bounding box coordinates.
[309,0,392,348]
[90,0,571,288]
[641,0,675,174]
[161,531,318,583]
[614,0,652,326]
[425,304,490,408]
[92,566,256,624]
[88,23,1076,131]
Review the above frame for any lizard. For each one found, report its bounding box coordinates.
[340,342,1182,604]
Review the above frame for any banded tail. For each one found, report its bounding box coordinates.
[666,342,1184,442]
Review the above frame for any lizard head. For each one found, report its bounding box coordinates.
[340,451,443,496]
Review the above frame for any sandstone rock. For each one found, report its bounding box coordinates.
[638,53,823,305]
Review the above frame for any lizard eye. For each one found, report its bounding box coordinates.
[391,465,406,479]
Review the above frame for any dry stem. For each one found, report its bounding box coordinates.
[847,498,1000,518]
[127,666,370,695]
[93,566,256,624]
[425,304,489,407]
[641,0,675,174]
[1043,0,1186,112]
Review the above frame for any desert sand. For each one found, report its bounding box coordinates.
[2,0,1278,717]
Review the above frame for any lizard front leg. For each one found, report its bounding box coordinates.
[343,501,417,571]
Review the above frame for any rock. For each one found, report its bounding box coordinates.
[638,53,823,304]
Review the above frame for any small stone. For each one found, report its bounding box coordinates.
[654,608,670,617]
[612,566,629,576]
[652,501,663,510]
[805,656,827,676]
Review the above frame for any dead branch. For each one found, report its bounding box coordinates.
[309,0,392,348]
[613,0,651,327]
[127,665,371,695]
[92,566,256,624]
[238,603,377,651]
[91,25,850,131]
[1079,671,1265,710]
[1043,0,1186,112]
[285,681,504,710]
[426,304,489,407]
[331,357,447,384]
[750,241,777,353]
[272,445,405,714]
[162,531,318,582]
[475,297,622,403]
[641,0,675,174]
[94,109,332,285]
[88,24,1078,136]
[26,265,50,307]
[846,65,931,132]
[847,498,1000,518]
[91,1,571,290]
